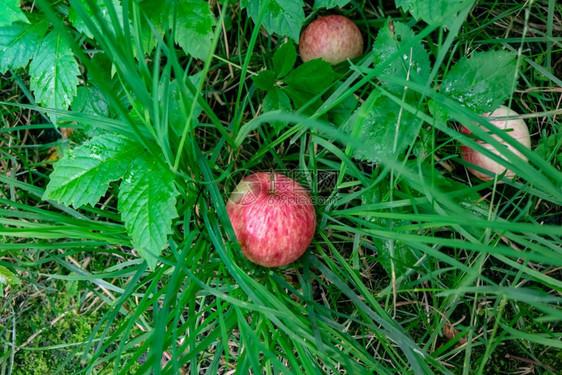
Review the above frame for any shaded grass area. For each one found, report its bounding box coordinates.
[0,244,143,374]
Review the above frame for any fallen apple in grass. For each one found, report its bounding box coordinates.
[226,172,316,267]
[460,105,531,182]
[299,15,364,65]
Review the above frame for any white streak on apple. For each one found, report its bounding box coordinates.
[226,172,316,267]
[299,15,364,65]
[460,105,531,182]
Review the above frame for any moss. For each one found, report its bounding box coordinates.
[13,308,96,375]
[13,299,143,375]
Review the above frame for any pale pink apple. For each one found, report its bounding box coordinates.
[299,15,364,65]
[460,105,531,182]
[226,172,316,267]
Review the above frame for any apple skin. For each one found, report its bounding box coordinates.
[226,172,316,267]
[460,105,531,182]
[299,15,364,65]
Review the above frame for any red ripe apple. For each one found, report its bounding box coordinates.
[226,172,316,267]
[460,105,531,182]
[299,15,364,65]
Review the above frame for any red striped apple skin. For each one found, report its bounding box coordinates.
[460,105,531,182]
[226,172,316,267]
[299,15,364,65]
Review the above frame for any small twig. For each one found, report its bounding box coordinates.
[14,310,71,354]
[505,353,557,371]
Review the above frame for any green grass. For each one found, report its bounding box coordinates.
[1,0,562,374]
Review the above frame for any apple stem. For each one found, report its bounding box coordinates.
[269,173,276,195]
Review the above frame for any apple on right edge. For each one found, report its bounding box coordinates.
[226,172,317,268]
[460,105,531,182]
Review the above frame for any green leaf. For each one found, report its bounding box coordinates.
[72,86,111,137]
[139,0,167,54]
[72,86,110,117]
[263,87,292,134]
[29,30,81,124]
[395,0,472,26]
[69,0,125,39]
[252,69,276,91]
[173,0,216,60]
[283,85,323,113]
[43,134,142,208]
[0,265,20,286]
[0,17,48,73]
[440,51,517,113]
[0,0,29,26]
[140,0,215,59]
[283,59,337,112]
[313,0,351,9]
[264,87,292,112]
[118,154,179,269]
[284,59,336,94]
[372,20,431,94]
[273,39,296,78]
[344,91,420,163]
[241,0,305,42]
[140,0,166,25]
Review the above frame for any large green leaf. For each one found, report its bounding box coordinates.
[395,0,472,26]
[72,86,110,117]
[0,17,48,73]
[29,30,81,124]
[440,50,517,113]
[284,58,336,94]
[71,86,111,137]
[372,20,431,94]
[43,134,142,208]
[173,0,216,60]
[118,154,179,268]
[241,0,305,42]
[283,58,337,112]
[138,0,167,53]
[344,91,420,163]
[140,0,215,60]
[140,0,166,25]
[313,0,351,9]
[69,0,125,39]
[0,0,29,27]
